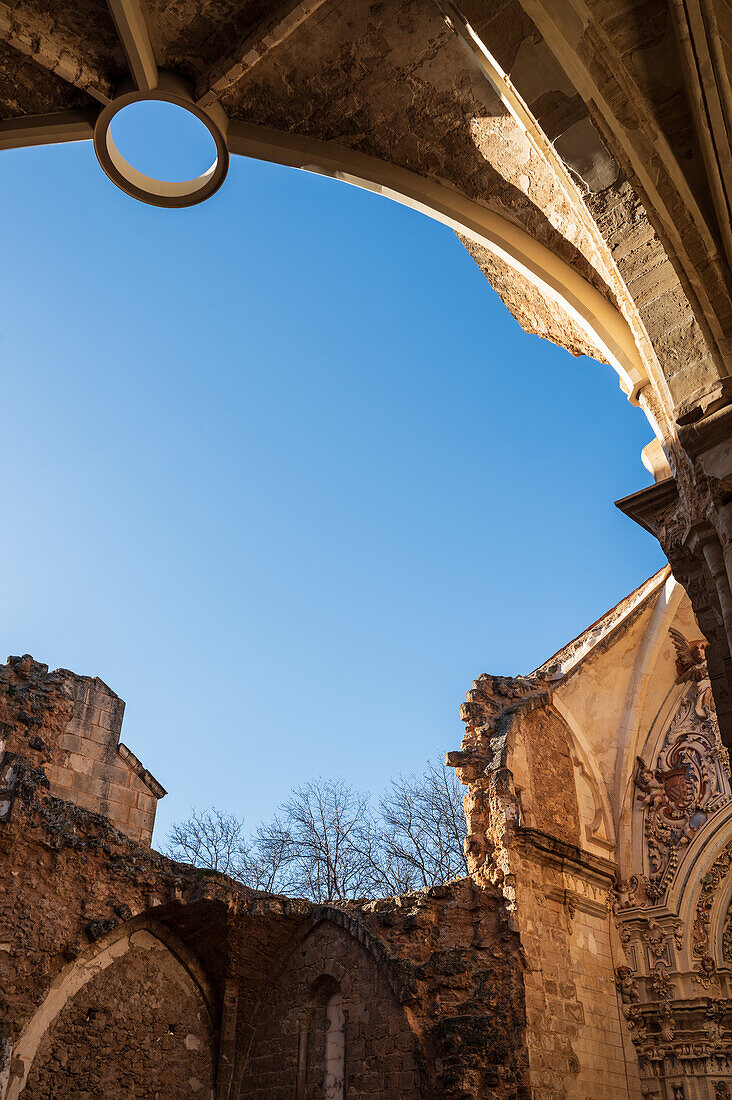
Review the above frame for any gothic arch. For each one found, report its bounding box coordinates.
[226,122,648,407]
[614,570,683,847]
[6,914,217,1099]
[550,694,616,855]
[4,0,730,464]
[238,909,425,1100]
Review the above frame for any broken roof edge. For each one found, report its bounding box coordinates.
[533,565,673,683]
[117,742,167,799]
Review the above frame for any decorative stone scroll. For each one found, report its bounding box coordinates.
[694,841,732,958]
[723,901,732,965]
[634,633,730,902]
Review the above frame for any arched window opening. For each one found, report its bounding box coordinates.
[299,975,346,1100]
[324,989,345,1100]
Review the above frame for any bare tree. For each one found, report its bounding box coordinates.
[165,807,253,880]
[250,813,298,894]
[164,757,469,900]
[373,759,468,892]
[256,777,375,902]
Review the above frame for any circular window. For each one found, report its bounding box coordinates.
[110,100,218,184]
[93,81,229,208]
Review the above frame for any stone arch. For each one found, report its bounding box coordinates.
[204,2,730,442]
[669,804,732,969]
[304,974,346,1100]
[614,570,683,849]
[550,694,617,856]
[512,0,732,364]
[7,0,730,459]
[238,910,424,1100]
[503,699,583,845]
[226,122,649,408]
[7,914,217,1100]
[619,668,731,909]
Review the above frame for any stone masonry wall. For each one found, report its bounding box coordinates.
[449,672,643,1097]
[510,841,641,1100]
[0,698,530,1100]
[0,655,163,844]
[23,937,215,1099]
[240,919,422,1100]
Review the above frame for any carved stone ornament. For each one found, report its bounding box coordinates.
[625,1004,648,1044]
[724,900,732,965]
[673,920,684,952]
[645,918,669,960]
[670,630,718,723]
[612,874,649,913]
[616,965,640,1004]
[694,839,732,958]
[693,955,721,990]
[651,961,674,1002]
[635,639,731,902]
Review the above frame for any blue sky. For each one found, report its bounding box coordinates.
[0,108,664,844]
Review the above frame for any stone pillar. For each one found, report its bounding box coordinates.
[617,406,732,749]
[295,1017,310,1100]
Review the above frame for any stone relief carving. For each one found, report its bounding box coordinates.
[613,873,648,913]
[694,955,721,990]
[634,632,730,902]
[723,902,732,966]
[616,965,639,1004]
[612,634,732,1088]
[651,961,674,1002]
[670,630,717,721]
[693,839,732,958]
[644,918,672,967]
[672,920,684,952]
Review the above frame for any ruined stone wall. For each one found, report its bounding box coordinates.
[508,707,636,1099]
[240,919,422,1100]
[450,673,643,1098]
[0,670,529,1100]
[23,936,215,1099]
[0,769,219,1096]
[0,655,164,845]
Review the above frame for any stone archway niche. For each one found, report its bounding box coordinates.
[7,919,216,1100]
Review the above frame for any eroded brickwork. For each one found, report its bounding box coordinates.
[240,920,422,1100]
[0,671,528,1100]
[24,939,215,1099]
[0,655,164,844]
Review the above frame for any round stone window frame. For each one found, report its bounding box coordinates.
[93,73,229,209]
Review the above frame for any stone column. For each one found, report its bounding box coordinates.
[617,406,732,748]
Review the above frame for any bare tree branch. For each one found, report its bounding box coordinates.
[164,757,468,901]
[165,807,253,881]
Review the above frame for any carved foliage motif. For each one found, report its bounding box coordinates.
[635,672,730,901]
[693,840,732,958]
[724,902,732,966]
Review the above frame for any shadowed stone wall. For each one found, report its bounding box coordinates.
[0,661,528,1100]
[23,935,216,1099]
[240,920,422,1100]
